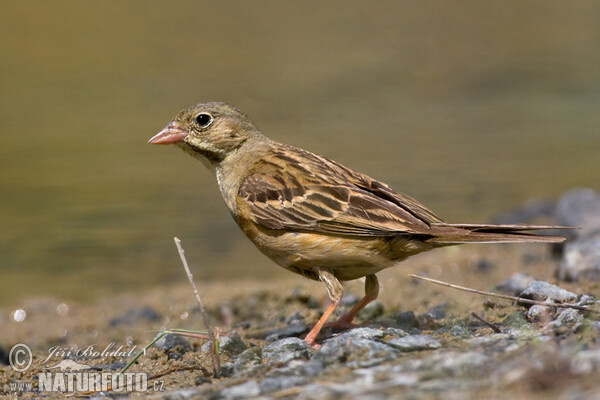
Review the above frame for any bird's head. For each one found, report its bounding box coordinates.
[149,102,262,167]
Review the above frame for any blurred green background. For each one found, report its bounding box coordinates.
[1,1,599,305]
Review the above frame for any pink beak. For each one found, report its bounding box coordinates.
[148,123,187,145]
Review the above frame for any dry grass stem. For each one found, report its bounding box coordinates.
[174,237,221,375]
[408,274,594,312]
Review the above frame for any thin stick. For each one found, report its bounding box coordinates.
[175,237,221,375]
[470,312,502,333]
[408,274,594,312]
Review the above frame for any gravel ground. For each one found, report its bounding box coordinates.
[2,189,600,399]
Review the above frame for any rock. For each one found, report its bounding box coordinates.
[219,330,247,356]
[284,311,305,325]
[336,327,387,341]
[263,324,308,342]
[357,301,384,320]
[549,308,583,332]
[496,273,535,296]
[526,305,553,322]
[108,306,160,326]
[155,334,191,360]
[201,330,247,356]
[394,311,419,330]
[556,188,600,240]
[519,280,577,303]
[259,375,307,395]
[231,346,263,374]
[312,336,401,368]
[220,380,260,399]
[194,376,211,385]
[386,335,441,352]
[423,303,447,320]
[557,238,600,281]
[262,337,311,365]
[383,327,407,338]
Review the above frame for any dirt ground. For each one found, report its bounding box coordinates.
[1,242,598,399]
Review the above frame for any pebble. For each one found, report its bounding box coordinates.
[557,238,600,281]
[259,375,307,395]
[556,188,600,240]
[219,380,261,399]
[155,333,191,360]
[262,337,311,365]
[263,323,308,342]
[496,272,535,296]
[200,330,247,356]
[386,335,441,352]
[519,280,577,303]
[526,305,553,322]
[335,327,387,341]
[393,311,419,330]
[232,346,263,375]
[312,336,402,368]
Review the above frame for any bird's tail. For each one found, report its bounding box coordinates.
[425,223,574,244]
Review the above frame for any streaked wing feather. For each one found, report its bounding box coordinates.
[238,146,437,236]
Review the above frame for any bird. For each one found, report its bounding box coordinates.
[149,102,569,348]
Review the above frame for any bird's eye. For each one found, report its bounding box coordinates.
[195,113,213,128]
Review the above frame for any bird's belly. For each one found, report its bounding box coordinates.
[248,230,397,281]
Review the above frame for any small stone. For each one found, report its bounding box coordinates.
[194,376,211,385]
[520,280,577,303]
[220,380,260,399]
[264,324,308,342]
[232,346,263,374]
[556,188,600,240]
[386,335,441,352]
[219,330,247,356]
[284,311,305,325]
[557,238,600,281]
[155,334,191,360]
[496,273,535,296]
[526,305,553,321]
[108,306,160,326]
[551,308,583,331]
[259,375,307,395]
[201,330,247,356]
[263,337,311,365]
[383,327,407,338]
[336,327,386,341]
[313,336,401,368]
[358,301,384,320]
[394,311,419,330]
[447,325,471,337]
[424,303,447,320]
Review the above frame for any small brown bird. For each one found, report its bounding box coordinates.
[149,102,568,347]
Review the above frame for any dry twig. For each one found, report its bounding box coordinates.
[175,237,221,375]
[408,274,594,312]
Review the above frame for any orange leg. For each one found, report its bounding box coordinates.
[304,268,343,348]
[304,271,380,348]
[329,274,379,328]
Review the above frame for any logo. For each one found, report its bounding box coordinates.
[9,343,32,373]
[6,342,163,394]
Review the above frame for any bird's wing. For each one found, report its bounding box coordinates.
[237,145,439,236]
